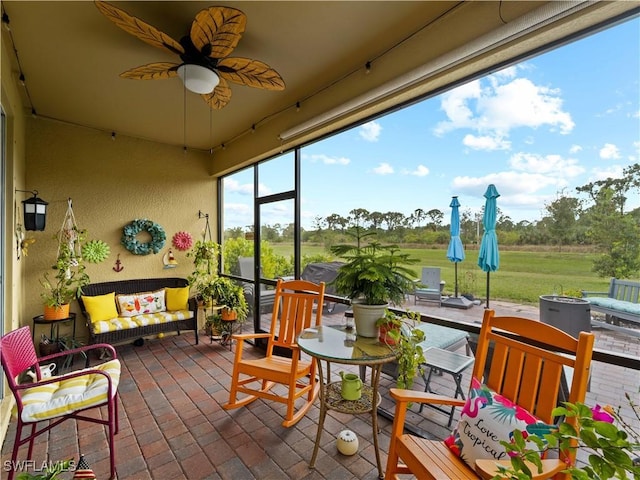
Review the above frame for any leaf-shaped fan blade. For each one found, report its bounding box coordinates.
[217,58,285,91]
[120,63,179,80]
[95,1,184,56]
[191,7,246,59]
[202,78,232,110]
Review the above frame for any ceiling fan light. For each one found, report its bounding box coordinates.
[177,64,219,94]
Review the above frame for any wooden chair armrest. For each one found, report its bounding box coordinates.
[231,332,272,341]
[389,387,467,407]
[475,459,565,480]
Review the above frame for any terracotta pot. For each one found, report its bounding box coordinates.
[43,303,70,320]
[378,323,399,345]
[221,308,237,321]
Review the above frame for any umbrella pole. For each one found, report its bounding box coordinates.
[454,262,459,297]
[486,272,490,309]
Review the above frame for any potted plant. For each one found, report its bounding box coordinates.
[330,227,419,337]
[187,239,220,306]
[40,241,90,320]
[496,395,640,479]
[375,309,426,390]
[211,276,249,322]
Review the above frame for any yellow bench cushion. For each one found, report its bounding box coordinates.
[91,310,194,334]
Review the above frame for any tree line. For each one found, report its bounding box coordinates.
[226,163,640,279]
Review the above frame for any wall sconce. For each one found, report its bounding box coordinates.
[16,189,48,231]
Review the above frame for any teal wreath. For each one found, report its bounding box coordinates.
[121,219,166,255]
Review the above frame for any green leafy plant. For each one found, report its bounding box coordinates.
[330,227,418,306]
[493,394,640,480]
[375,309,425,390]
[211,276,249,322]
[40,240,90,308]
[187,240,220,305]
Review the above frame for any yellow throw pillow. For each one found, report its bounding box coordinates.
[165,286,190,311]
[82,292,118,323]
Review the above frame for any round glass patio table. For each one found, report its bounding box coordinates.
[298,325,396,478]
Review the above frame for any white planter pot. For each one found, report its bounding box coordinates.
[352,303,387,338]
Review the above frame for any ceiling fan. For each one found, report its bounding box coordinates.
[94,1,285,109]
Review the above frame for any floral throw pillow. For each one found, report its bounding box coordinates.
[444,377,545,470]
[117,289,166,317]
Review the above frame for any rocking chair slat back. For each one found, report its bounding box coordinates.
[268,279,325,354]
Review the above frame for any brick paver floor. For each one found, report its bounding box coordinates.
[2,299,638,479]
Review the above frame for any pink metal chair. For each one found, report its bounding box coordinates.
[0,326,121,480]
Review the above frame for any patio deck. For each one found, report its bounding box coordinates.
[2,299,639,479]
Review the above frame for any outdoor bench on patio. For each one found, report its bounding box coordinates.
[78,277,198,346]
[582,278,640,335]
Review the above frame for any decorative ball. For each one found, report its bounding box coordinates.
[336,429,359,456]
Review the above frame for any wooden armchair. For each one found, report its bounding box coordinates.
[223,278,325,427]
[385,309,595,480]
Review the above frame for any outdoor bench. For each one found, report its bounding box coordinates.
[78,277,198,346]
[582,278,640,335]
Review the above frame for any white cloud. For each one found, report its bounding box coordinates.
[359,121,382,142]
[569,144,582,154]
[373,162,394,175]
[224,202,251,216]
[223,178,254,195]
[590,165,625,181]
[408,165,430,177]
[452,171,567,217]
[304,153,350,165]
[462,134,511,151]
[509,152,585,177]
[599,143,621,160]
[434,74,574,139]
[434,81,481,135]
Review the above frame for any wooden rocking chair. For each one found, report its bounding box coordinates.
[223,278,325,427]
[385,308,595,480]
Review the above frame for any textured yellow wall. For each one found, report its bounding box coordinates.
[22,118,217,341]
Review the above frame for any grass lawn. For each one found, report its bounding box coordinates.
[273,244,616,305]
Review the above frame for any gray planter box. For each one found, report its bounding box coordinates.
[539,295,591,338]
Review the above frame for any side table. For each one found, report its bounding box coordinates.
[298,325,396,479]
[419,346,474,426]
[32,313,77,343]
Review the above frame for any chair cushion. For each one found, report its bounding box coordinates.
[587,297,640,314]
[81,292,119,323]
[20,359,121,422]
[444,377,545,470]
[165,286,190,311]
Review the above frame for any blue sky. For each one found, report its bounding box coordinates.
[224,17,640,231]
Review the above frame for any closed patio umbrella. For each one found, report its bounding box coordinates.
[443,196,472,309]
[477,184,500,309]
